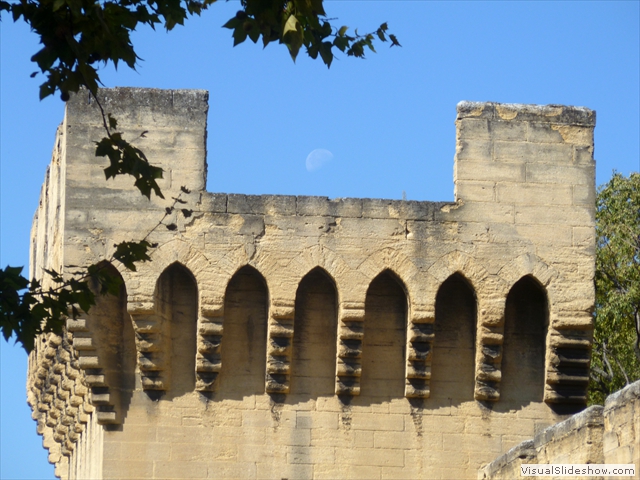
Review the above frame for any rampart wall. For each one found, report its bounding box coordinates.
[480,380,640,479]
[27,88,596,479]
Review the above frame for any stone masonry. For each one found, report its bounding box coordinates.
[27,88,596,479]
[480,380,640,479]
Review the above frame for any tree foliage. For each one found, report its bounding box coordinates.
[1,0,398,101]
[0,0,398,352]
[589,172,640,405]
[0,191,192,352]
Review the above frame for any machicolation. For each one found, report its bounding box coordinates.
[28,88,598,479]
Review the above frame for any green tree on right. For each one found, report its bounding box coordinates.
[589,172,640,405]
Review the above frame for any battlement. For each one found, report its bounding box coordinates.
[28,89,596,479]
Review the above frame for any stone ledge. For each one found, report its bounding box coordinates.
[457,101,595,126]
[479,405,604,479]
[202,192,452,220]
[67,87,209,126]
[534,405,603,447]
[478,439,536,479]
[604,380,640,414]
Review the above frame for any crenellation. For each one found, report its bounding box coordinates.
[27,89,600,479]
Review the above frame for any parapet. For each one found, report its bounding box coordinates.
[27,89,596,479]
[480,380,640,478]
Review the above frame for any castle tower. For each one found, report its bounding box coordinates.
[28,89,596,479]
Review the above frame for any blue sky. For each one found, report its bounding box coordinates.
[1,1,638,478]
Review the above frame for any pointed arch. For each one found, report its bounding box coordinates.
[358,247,421,308]
[501,275,549,407]
[154,262,198,397]
[497,253,560,306]
[427,250,501,303]
[127,239,219,315]
[217,265,269,397]
[291,267,338,397]
[428,251,510,402]
[286,244,352,290]
[431,272,477,403]
[361,269,408,400]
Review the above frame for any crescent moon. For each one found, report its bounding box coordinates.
[306,149,334,172]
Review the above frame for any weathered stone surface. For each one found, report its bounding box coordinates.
[27,90,597,480]
[480,381,640,480]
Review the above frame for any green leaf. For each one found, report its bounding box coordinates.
[283,14,303,60]
[232,25,248,46]
[283,13,299,37]
[223,17,239,29]
[319,42,333,68]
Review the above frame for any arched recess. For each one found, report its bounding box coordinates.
[70,262,136,424]
[126,238,218,315]
[358,247,421,307]
[430,273,476,404]
[291,267,338,397]
[281,244,358,305]
[361,270,408,400]
[501,275,548,407]
[217,265,268,397]
[427,250,508,402]
[155,263,198,398]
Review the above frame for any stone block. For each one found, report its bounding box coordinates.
[456,118,490,140]
[256,462,314,480]
[373,431,419,449]
[207,462,256,479]
[200,193,227,213]
[572,183,595,205]
[154,461,209,478]
[443,433,502,453]
[360,198,435,220]
[338,448,404,467]
[488,120,528,141]
[494,141,573,164]
[288,445,336,464]
[515,204,593,226]
[350,414,404,432]
[316,464,379,480]
[455,181,496,202]
[115,442,171,462]
[515,224,572,245]
[456,139,493,162]
[440,202,515,224]
[525,163,594,185]
[455,160,526,183]
[102,460,154,479]
[574,145,595,164]
[496,183,573,205]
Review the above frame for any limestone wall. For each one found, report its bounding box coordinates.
[26,89,597,479]
[479,380,640,480]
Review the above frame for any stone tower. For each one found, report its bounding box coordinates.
[27,89,596,479]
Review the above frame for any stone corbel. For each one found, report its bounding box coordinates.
[544,313,592,408]
[129,303,168,394]
[474,301,504,402]
[196,303,224,392]
[66,318,120,424]
[405,307,435,398]
[336,302,365,396]
[266,299,295,394]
